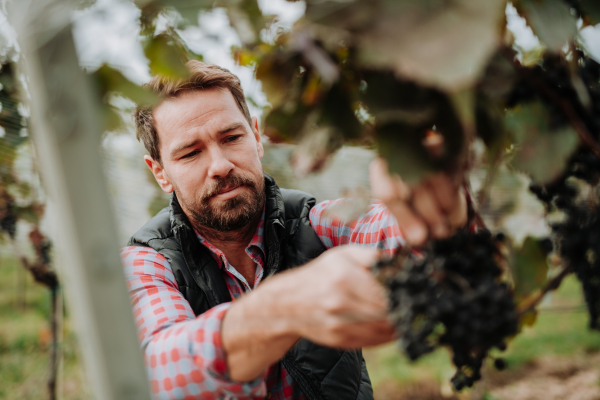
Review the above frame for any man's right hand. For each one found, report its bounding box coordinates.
[279,246,395,348]
[222,245,395,382]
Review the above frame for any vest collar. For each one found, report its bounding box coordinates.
[263,172,287,277]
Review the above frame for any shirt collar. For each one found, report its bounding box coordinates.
[194,202,266,268]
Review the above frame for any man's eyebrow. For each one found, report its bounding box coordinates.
[217,122,245,136]
[169,122,247,158]
[170,139,201,158]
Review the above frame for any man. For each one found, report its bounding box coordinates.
[121,61,468,400]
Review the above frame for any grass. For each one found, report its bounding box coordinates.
[0,255,89,400]
[363,275,600,393]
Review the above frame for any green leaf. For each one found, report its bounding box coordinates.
[263,104,312,142]
[376,122,435,183]
[144,34,190,78]
[515,0,578,52]
[506,102,579,183]
[92,65,159,106]
[318,83,362,140]
[512,237,550,297]
[361,70,438,123]
[255,50,303,109]
[476,99,508,152]
[304,0,378,31]
[355,0,506,92]
[141,0,213,27]
[579,0,600,25]
[363,71,465,182]
[224,0,271,45]
[478,51,518,101]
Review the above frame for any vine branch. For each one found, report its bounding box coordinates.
[516,263,574,316]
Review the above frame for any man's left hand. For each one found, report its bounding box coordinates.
[369,158,468,246]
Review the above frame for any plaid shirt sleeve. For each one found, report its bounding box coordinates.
[309,199,406,255]
[120,246,267,400]
[309,188,477,253]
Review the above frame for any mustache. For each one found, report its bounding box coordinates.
[201,174,257,201]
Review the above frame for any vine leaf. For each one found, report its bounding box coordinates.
[92,65,159,106]
[223,0,270,46]
[376,122,435,183]
[355,0,506,92]
[263,104,311,142]
[304,0,378,31]
[512,237,550,298]
[141,0,213,27]
[255,50,302,110]
[144,33,191,78]
[579,0,600,25]
[515,0,578,52]
[506,102,579,184]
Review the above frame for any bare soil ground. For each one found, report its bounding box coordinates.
[486,352,600,400]
[373,352,600,400]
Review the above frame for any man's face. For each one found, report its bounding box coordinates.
[146,88,265,232]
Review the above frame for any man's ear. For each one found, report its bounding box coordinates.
[144,155,173,193]
[251,116,264,160]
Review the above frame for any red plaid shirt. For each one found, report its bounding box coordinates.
[121,199,405,399]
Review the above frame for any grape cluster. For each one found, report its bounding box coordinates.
[375,230,517,391]
[553,201,600,329]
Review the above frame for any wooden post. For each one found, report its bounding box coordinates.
[10,1,151,399]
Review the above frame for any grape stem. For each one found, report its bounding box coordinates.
[515,264,573,316]
[508,50,600,158]
[476,146,503,214]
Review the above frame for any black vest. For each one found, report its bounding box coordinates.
[129,174,374,400]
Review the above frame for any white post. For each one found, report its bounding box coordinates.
[11,1,152,399]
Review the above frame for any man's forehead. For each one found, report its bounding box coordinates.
[153,88,248,141]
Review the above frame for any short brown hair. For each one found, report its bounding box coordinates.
[133,61,253,164]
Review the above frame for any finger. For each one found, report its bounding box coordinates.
[447,186,468,229]
[412,186,450,239]
[386,200,428,246]
[369,159,428,244]
[337,246,380,269]
[341,267,390,311]
[336,260,389,310]
[369,158,411,203]
[427,173,461,213]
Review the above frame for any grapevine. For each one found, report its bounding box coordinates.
[518,51,600,331]
[553,201,600,329]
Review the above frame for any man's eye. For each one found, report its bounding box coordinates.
[225,135,242,143]
[182,150,200,159]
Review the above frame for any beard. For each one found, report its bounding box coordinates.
[182,172,264,232]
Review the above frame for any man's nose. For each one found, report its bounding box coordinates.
[207,147,234,179]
